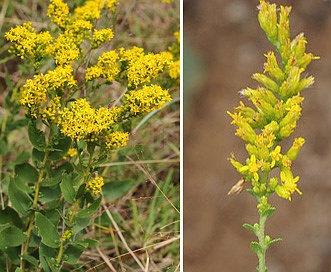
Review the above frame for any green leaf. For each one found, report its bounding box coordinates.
[39,186,61,204]
[0,139,8,155]
[262,207,276,218]
[0,225,26,248]
[80,238,98,247]
[15,163,38,183]
[0,206,22,228]
[250,241,262,255]
[8,177,32,217]
[247,189,261,200]
[35,212,60,248]
[76,195,102,218]
[49,135,71,160]
[71,217,90,233]
[15,269,24,272]
[60,174,76,204]
[41,176,62,187]
[32,148,45,166]
[39,243,59,272]
[63,243,86,265]
[22,254,38,267]
[268,237,282,246]
[28,121,46,151]
[243,223,256,234]
[102,179,135,201]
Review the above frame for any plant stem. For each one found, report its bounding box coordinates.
[21,128,52,270]
[257,207,268,272]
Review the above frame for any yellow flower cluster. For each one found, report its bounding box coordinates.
[125,51,173,87]
[46,34,80,66]
[64,19,93,45]
[61,229,74,242]
[7,0,173,156]
[124,85,172,116]
[228,0,318,200]
[66,148,78,158]
[105,131,129,149]
[167,31,180,80]
[41,96,61,121]
[47,0,69,28]
[86,47,173,86]
[91,29,114,48]
[19,66,76,120]
[5,22,53,60]
[86,177,104,195]
[169,60,180,80]
[57,98,122,143]
[85,50,120,82]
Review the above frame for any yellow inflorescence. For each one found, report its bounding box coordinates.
[124,85,172,116]
[169,60,180,79]
[91,29,114,48]
[47,0,69,28]
[125,51,173,87]
[105,131,129,149]
[5,22,53,60]
[57,98,125,144]
[85,50,120,82]
[61,229,74,242]
[86,177,104,195]
[228,0,318,201]
[6,0,174,155]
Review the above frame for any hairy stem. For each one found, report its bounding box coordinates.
[257,211,268,272]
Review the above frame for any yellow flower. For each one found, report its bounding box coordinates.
[169,60,180,79]
[239,155,260,182]
[5,22,53,60]
[275,168,302,200]
[46,34,80,66]
[91,29,114,48]
[85,50,120,82]
[105,131,129,149]
[19,74,50,118]
[47,0,69,28]
[74,1,101,21]
[41,96,61,122]
[64,19,93,45]
[61,230,74,242]
[57,99,121,143]
[124,84,172,116]
[120,48,173,87]
[103,0,119,11]
[86,177,104,195]
[67,148,77,157]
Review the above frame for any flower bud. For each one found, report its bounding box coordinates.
[264,52,285,82]
[277,5,291,46]
[286,137,305,161]
[252,73,279,93]
[257,0,278,45]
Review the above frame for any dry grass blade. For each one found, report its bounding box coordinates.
[126,155,180,214]
[95,246,117,272]
[0,0,9,33]
[102,201,145,271]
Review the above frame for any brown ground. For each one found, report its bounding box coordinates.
[184,1,331,271]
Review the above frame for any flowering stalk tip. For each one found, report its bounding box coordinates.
[228,1,318,271]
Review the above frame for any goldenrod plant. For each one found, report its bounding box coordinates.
[1,0,179,270]
[227,1,318,271]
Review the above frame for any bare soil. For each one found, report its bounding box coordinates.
[184,1,331,271]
